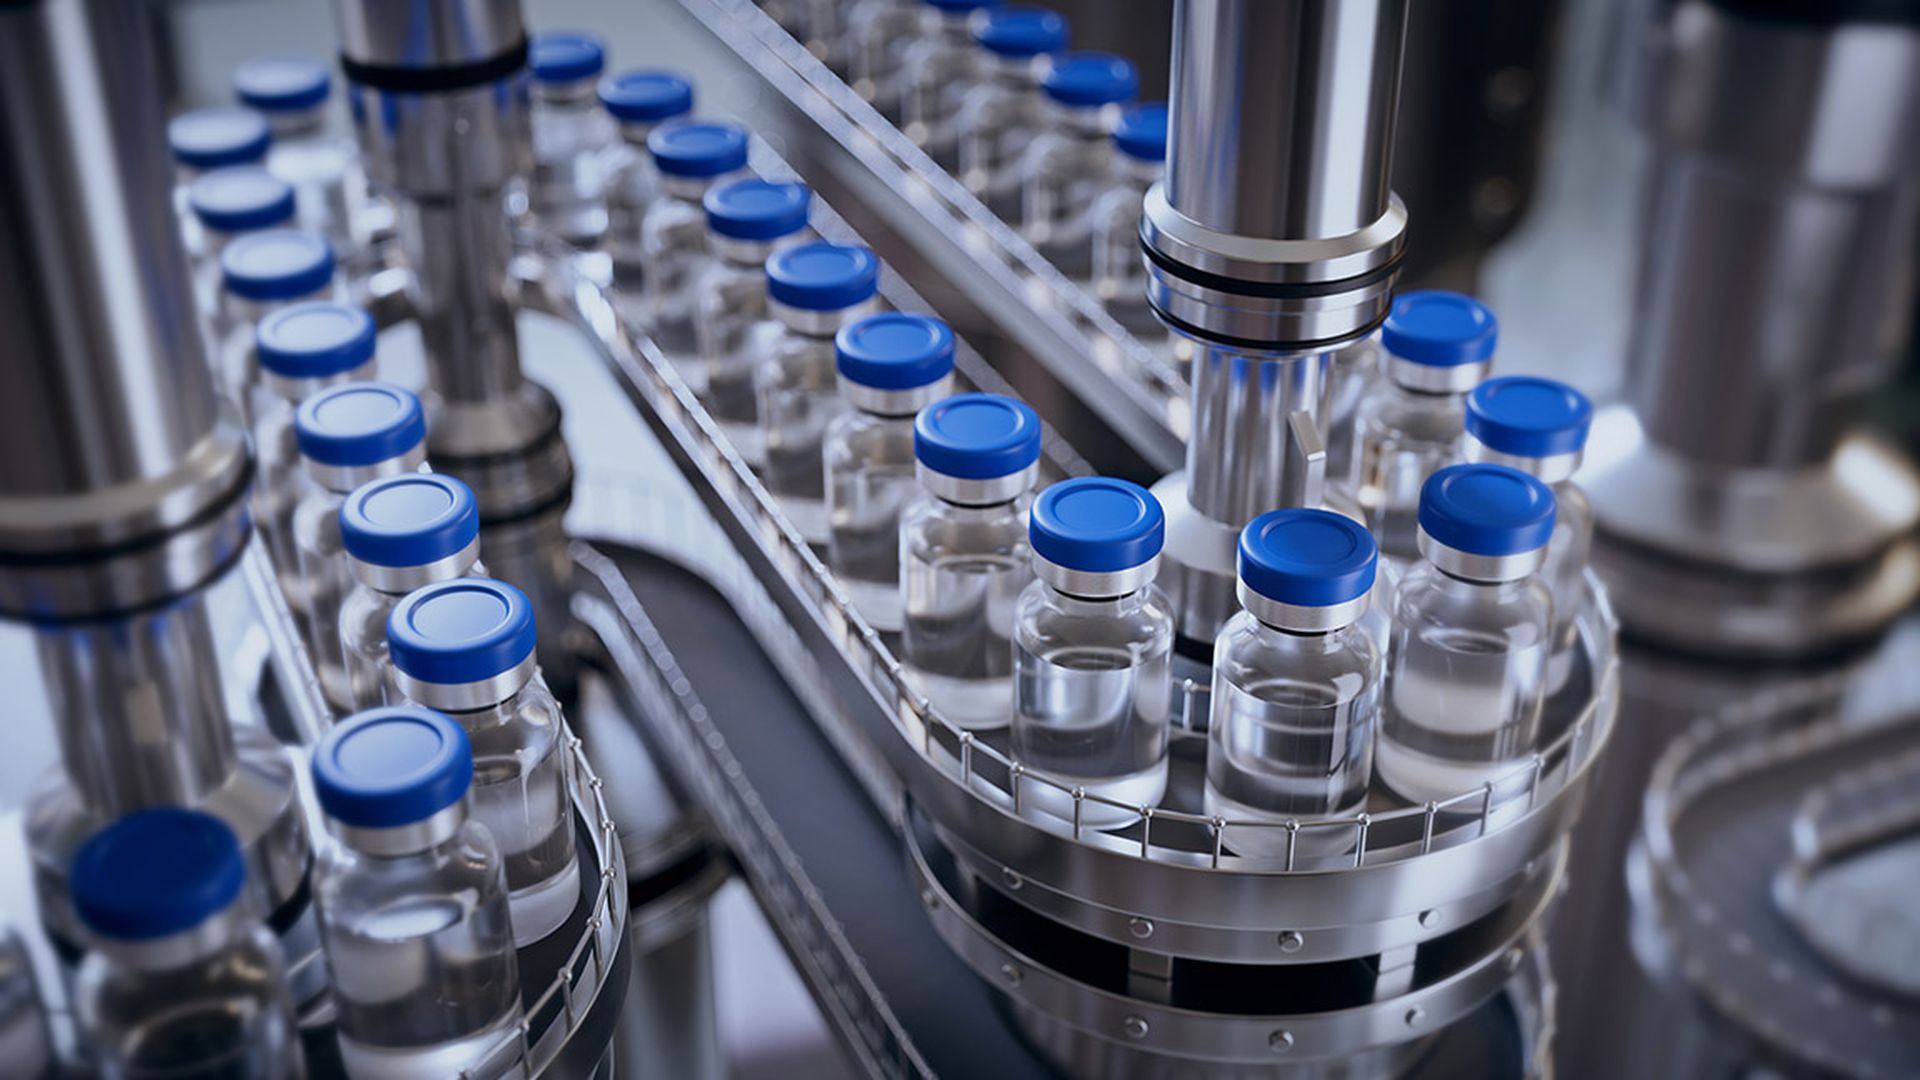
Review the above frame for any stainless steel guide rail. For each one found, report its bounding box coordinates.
[674,0,1191,480]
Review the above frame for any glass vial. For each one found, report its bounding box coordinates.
[1088,102,1167,338]
[1378,464,1557,809]
[71,809,303,1079]
[1206,510,1382,861]
[899,0,998,170]
[185,167,296,327]
[251,302,378,616]
[1349,290,1498,566]
[902,393,1043,729]
[1020,52,1136,278]
[291,382,429,713]
[311,708,525,1080]
[602,70,696,317]
[1013,477,1172,828]
[696,178,814,463]
[1464,377,1595,696]
[233,57,380,284]
[528,32,614,247]
[338,474,485,713]
[760,243,882,545]
[956,7,1069,220]
[388,580,580,946]
[825,313,957,632]
[640,121,751,363]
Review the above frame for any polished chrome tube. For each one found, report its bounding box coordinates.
[0,0,251,620]
[334,0,532,407]
[1164,0,1402,243]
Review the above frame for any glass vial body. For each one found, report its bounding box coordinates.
[1089,155,1163,338]
[848,0,926,117]
[1207,615,1380,857]
[902,493,1033,728]
[640,121,753,362]
[1351,379,1470,565]
[1021,102,1113,278]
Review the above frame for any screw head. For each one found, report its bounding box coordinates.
[1001,867,1023,891]
[1000,962,1022,986]
[1277,930,1304,953]
[1128,917,1154,940]
[1268,1029,1294,1053]
[1122,1016,1149,1040]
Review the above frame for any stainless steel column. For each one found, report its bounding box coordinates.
[1141,0,1410,644]
[333,0,578,685]
[1584,0,1920,658]
[0,0,311,960]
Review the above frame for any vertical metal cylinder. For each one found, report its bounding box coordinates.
[1164,0,1402,243]
[1618,2,1920,473]
[0,0,252,620]
[1141,0,1409,644]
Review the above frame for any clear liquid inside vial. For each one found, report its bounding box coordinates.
[901,492,1032,729]
[1353,383,1467,566]
[1377,566,1550,809]
[1204,615,1378,861]
[825,411,919,632]
[1011,586,1172,829]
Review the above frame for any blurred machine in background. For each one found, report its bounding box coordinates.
[0,0,1913,1077]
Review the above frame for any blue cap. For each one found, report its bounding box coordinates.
[71,809,245,941]
[915,393,1042,480]
[313,707,474,828]
[257,302,376,379]
[219,229,334,302]
[530,31,606,84]
[647,121,750,179]
[167,107,271,170]
[1030,477,1163,573]
[1042,52,1137,107]
[294,382,425,467]
[1113,103,1168,161]
[388,579,537,686]
[1465,376,1593,459]
[704,179,811,241]
[975,7,1068,56]
[341,474,479,569]
[1381,291,1498,368]
[836,313,955,390]
[767,242,879,311]
[188,167,296,234]
[232,57,331,112]
[598,69,694,123]
[1418,464,1557,557]
[1238,509,1379,608]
